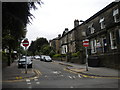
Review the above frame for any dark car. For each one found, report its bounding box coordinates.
[18,56,32,68]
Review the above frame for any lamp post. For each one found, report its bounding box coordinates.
[80,20,89,71]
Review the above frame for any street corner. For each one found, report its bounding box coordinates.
[59,62,73,67]
[65,67,120,79]
[68,67,86,72]
[2,69,42,83]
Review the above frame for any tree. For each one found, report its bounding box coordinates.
[35,37,49,51]
[27,41,36,55]
[2,1,43,66]
[41,45,55,57]
[28,37,49,55]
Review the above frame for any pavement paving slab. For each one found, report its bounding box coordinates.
[2,60,36,81]
[57,61,120,77]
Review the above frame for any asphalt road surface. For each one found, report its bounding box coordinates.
[2,59,119,89]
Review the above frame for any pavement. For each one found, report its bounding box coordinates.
[2,60,41,82]
[57,61,120,79]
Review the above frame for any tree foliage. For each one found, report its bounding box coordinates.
[2,1,43,65]
[2,1,42,51]
[28,37,55,56]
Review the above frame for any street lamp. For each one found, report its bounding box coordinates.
[80,20,89,71]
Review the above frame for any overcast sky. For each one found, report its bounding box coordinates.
[26,0,115,43]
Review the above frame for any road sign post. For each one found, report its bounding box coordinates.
[83,39,89,71]
[22,39,29,74]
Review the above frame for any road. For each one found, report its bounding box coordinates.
[2,59,119,89]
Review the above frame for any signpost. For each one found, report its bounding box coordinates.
[22,39,29,74]
[83,39,89,71]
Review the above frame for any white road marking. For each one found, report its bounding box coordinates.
[34,77,38,79]
[27,82,31,85]
[26,79,30,82]
[36,82,40,84]
[34,78,38,81]
[53,71,61,74]
[53,71,58,74]
[60,75,64,77]
[78,74,82,78]
[58,71,61,74]
[68,76,72,79]
[73,76,76,79]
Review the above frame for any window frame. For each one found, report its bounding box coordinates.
[88,23,95,34]
[90,39,97,54]
[110,30,117,49]
[99,17,105,29]
[113,8,120,23]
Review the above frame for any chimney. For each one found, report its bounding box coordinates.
[65,28,69,33]
[74,19,79,28]
[58,34,61,38]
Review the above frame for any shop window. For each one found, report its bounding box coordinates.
[113,9,120,23]
[90,39,97,54]
[110,31,117,49]
[99,17,105,29]
[88,23,95,34]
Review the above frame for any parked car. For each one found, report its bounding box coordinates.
[18,56,32,68]
[43,56,52,62]
[40,55,46,61]
[34,55,40,60]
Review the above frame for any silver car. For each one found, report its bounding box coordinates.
[18,56,32,68]
[43,56,52,62]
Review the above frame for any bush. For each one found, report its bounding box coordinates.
[72,53,78,57]
[72,51,80,57]
[53,54,61,58]
[61,54,67,57]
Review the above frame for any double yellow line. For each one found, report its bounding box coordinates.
[64,68,120,79]
[2,69,42,83]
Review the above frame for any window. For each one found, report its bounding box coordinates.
[96,39,102,53]
[102,37,107,53]
[99,17,105,29]
[113,9,120,23]
[110,31,117,49]
[88,23,95,34]
[90,39,97,54]
[62,45,67,54]
[82,31,86,36]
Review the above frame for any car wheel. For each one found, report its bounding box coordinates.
[18,65,20,68]
[29,64,32,68]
